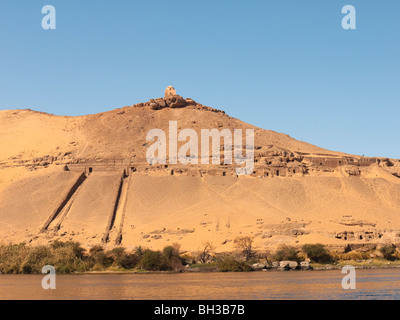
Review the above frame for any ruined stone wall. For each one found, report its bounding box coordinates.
[60,152,390,179]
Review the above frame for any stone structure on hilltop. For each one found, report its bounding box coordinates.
[131,87,226,114]
[164,86,176,98]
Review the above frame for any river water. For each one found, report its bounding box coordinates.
[1,269,400,300]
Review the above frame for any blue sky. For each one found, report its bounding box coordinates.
[0,0,399,158]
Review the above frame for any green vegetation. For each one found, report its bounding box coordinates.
[139,250,168,271]
[0,241,185,274]
[234,236,255,261]
[302,244,335,263]
[1,239,400,274]
[380,245,397,261]
[332,250,371,261]
[0,241,90,274]
[196,242,215,264]
[273,245,300,262]
[217,256,252,272]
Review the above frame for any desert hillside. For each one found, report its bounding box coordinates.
[1,91,400,253]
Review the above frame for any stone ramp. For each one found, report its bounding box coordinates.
[101,174,124,244]
[56,172,123,244]
[40,173,87,232]
[0,170,84,243]
[107,173,132,246]
[48,175,88,234]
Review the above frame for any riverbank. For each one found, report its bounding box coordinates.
[68,260,400,275]
[313,260,400,270]
[1,240,400,275]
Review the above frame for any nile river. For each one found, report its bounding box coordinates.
[1,269,400,300]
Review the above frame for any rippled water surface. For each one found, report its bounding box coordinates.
[1,269,400,300]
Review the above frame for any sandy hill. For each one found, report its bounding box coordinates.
[0,92,400,253]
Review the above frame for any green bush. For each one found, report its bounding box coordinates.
[217,256,252,272]
[302,244,334,263]
[380,245,397,261]
[163,246,175,260]
[0,241,91,274]
[118,253,139,269]
[0,243,30,274]
[92,251,114,269]
[134,246,145,259]
[139,250,169,271]
[89,245,104,256]
[163,244,183,270]
[20,245,55,274]
[274,245,300,262]
[107,248,140,270]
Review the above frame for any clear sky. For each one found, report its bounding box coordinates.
[0,0,399,158]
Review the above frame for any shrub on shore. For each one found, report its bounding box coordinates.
[380,245,397,261]
[196,242,215,264]
[163,244,184,270]
[217,256,252,272]
[0,242,188,274]
[139,250,169,271]
[273,245,300,262]
[138,243,184,271]
[0,241,90,274]
[302,244,335,263]
[3,240,399,274]
[0,243,30,274]
[234,236,256,261]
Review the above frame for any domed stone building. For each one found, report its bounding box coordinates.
[165,86,176,98]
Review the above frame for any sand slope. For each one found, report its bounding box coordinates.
[1,169,399,252]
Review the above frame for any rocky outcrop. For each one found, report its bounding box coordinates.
[300,261,312,270]
[149,95,190,110]
[252,263,268,271]
[167,95,187,108]
[132,95,226,115]
[279,261,299,271]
